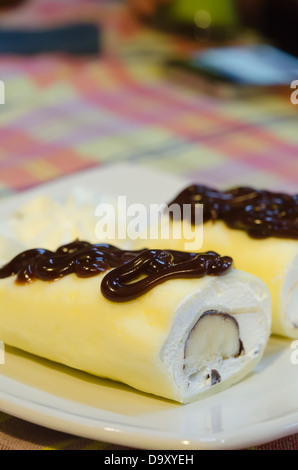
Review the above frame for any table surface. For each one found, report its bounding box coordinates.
[0,0,297,451]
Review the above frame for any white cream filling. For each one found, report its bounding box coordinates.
[282,255,298,331]
[1,190,144,272]
[1,190,126,252]
[160,270,271,402]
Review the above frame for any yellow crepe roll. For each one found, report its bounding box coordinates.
[0,241,271,403]
[137,185,298,339]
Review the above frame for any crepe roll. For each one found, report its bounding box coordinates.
[140,185,298,339]
[0,240,271,403]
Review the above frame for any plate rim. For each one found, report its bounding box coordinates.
[0,162,297,450]
[0,374,297,450]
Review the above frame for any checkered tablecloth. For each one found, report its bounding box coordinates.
[0,0,297,450]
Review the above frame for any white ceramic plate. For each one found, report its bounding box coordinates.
[0,163,297,450]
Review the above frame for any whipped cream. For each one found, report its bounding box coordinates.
[1,188,131,259]
[161,269,271,402]
[282,255,298,332]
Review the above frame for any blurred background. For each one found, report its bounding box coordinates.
[0,0,298,451]
[0,0,297,195]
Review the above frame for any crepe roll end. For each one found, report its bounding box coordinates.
[160,269,271,403]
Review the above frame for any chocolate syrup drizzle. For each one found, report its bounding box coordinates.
[0,241,144,285]
[0,240,233,302]
[101,249,232,302]
[168,185,298,239]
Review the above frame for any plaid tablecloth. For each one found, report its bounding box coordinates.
[0,0,297,450]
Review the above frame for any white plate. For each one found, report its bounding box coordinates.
[0,163,297,450]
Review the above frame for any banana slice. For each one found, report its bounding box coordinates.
[184,310,244,387]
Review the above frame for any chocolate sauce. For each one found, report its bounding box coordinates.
[168,185,298,239]
[210,369,221,386]
[100,249,232,302]
[0,240,144,285]
[0,240,233,302]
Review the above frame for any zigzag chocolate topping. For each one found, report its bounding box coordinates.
[0,240,144,285]
[100,249,233,302]
[0,240,233,302]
